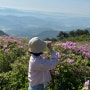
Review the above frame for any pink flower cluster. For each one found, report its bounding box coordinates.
[55,41,90,58]
[84,80,90,90]
[55,41,76,49]
[67,58,75,64]
[0,36,28,54]
[56,52,62,58]
[79,44,90,58]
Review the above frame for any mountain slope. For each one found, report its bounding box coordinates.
[37,30,59,39]
[0,30,8,36]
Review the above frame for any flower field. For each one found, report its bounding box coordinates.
[0,35,90,90]
[0,36,29,90]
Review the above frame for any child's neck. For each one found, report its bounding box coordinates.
[30,52,43,56]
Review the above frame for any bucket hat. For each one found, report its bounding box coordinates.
[28,37,46,53]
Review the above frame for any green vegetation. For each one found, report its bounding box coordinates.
[45,29,90,42]
[0,29,90,90]
[57,29,89,39]
[0,36,29,90]
[59,35,90,43]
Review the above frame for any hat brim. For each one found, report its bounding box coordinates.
[29,40,46,53]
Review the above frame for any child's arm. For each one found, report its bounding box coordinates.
[46,41,54,54]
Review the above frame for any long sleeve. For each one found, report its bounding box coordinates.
[29,52,58,71]
[28,52,59,86]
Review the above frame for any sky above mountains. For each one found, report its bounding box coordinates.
[0,0,90,17]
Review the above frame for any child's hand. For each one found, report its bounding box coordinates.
[45,41,54,53]
[45,41,52,49]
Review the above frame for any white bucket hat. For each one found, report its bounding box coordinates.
[28,37,46,53]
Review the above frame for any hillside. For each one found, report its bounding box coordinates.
[37,30,59,39]
[0,30,8,36]
[0,35,90,90]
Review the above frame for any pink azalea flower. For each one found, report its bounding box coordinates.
[56,52,61,58]
[67,58,75,64]
[4,49,9,54]
[85,53,90,58]
[84,80,89,90]
[18,45,23,49]
[9,36,14,39]
[3,44,8,48]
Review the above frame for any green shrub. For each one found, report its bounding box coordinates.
[0,36,90,90]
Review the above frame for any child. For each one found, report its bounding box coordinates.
[28,37,58,90]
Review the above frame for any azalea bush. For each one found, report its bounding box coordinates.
[0,35,90,90]
[47,41,90,90]
[0,36,29,90]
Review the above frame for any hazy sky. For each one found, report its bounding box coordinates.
[0,0,90,16]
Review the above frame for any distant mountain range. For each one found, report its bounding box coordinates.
[0,7,90,39]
